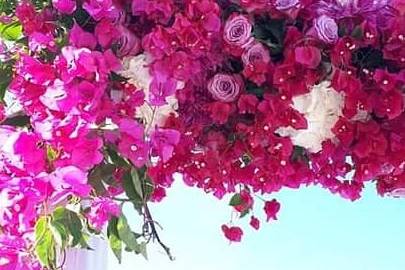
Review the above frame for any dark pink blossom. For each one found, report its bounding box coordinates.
[264,199,280,221]
[249,216,260,230]
[52,0,76,14]
[294,46,322,68]
[221,225,243,242]
[86,198,121,230]
[151,128,181,163]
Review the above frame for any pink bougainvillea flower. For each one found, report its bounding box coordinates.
[17,55,55,86]
[249,216,260,230]
[69,23,97,50]
[86,198,121,230]
[49,166,91,197]
[150,186,167,202]
[95,19,120,48]
[83,0,118,21]
[294,46,322,68]
[264,199,281,221]
[209,101,232,124]
[150,128,181,163]
[238,94,259,114]
[221,225,243,242]
[52,0,76,14]
[118,119,149,167]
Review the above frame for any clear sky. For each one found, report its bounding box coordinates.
[107,178,405,270]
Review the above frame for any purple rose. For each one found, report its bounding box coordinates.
[242,42,271,65]
[223,15,253,47]
[208,74,243,102]
[52,0,76,14]
[275,0,299,10]
[314,15,338,43]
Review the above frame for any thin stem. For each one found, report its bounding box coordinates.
[144,204,175,261]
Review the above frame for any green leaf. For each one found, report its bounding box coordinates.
[143,176,155,200]
[0,63,13,102]
[131,168,143,198]
[88,164,116,196]
[117,215,140,251]
[0,21,22,41]
[49,221,68,248]
[52,207,83,247]
[46,145,59,162]
[106,145,129,167]
[138,242,148,260]
[35,217,56,268]
[107,217,119,238]
[109,234,122,264]
[229,193,242,207]
[351,25,363,40]
[240,209,250,219]
[123,171,143,213]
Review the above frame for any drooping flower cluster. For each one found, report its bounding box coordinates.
[0,0,405,268]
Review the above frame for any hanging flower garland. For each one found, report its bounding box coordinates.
[0,0,405,269]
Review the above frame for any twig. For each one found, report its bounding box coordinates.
[144,204,175,261]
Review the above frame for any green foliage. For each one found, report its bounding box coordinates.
[107,214,147,263]
[229,193,243,207]
[117,215,140,251]
[35,217,56,268]
[246,81,265,99]
[52,207,87,248]
[0,0,17,14]
[88,163,117,196]
[109,234,123,263]
[253,16,286,61]
[0,62,13,102]
[0,21,22,41]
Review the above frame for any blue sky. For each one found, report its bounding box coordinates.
[107,179,405,270]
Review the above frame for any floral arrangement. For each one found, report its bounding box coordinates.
[1,0,405,269]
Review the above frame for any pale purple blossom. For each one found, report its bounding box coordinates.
[223,15,253,47]
[275,0,300,10]
[208,74,243,102]
[314,15,339,44]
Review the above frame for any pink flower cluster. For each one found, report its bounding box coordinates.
[0,0,405,266]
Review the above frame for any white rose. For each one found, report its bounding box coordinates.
[276,81,344,153]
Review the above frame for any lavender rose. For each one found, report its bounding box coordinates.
[208,74,244,102]
[314,15,339,44]
[223,15,253,47]
[275,0,299,10]
[242,42,271,65]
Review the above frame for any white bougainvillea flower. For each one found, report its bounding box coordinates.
[119,54,183,129]
[276,81,344,153]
